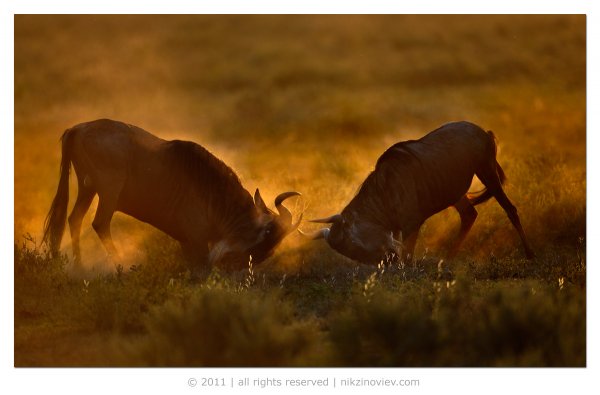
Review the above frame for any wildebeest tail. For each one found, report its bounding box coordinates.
[467,130,507,206]
[42,129,74,255]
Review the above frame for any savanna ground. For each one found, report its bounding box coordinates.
[14,15,586,366]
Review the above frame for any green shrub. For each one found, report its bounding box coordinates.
[330,283,438,366]
[329,272,585,367]
[124,288,324,366]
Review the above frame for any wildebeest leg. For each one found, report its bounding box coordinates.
[492,188,535,259]
[91,189,121,262]
[397,228,419,263]
[449,195,478,258]
[181,242,210,281]
[477,164,535,259]
[68,180,96,267]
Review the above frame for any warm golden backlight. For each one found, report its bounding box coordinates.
[15,15,585,367]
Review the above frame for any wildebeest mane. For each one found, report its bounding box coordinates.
[163,140,256,237]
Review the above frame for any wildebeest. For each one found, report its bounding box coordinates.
[302,121,534,263]
[43,119,302,273]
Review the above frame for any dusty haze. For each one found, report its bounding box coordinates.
[14,15,586,367]
[15,15,585,270]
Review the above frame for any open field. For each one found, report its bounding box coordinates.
[14,15,586,366]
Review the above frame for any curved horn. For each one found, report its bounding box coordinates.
[298,227,330,240]
[274,191,301,224]
[309,214,342,224]
[254,188,270,214]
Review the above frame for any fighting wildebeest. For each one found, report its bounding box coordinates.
[43,119,302,273]
[302,121,534,263]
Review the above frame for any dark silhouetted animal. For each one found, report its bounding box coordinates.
[302,121,534,263]
[43,119,302,273]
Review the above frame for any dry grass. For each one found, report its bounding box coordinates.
[14,15,585,366]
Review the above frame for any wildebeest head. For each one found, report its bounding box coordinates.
[210,189,302,269]
[302,212,401,264]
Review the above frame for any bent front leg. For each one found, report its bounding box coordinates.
[395,227,420,263]
[181,242,210,281]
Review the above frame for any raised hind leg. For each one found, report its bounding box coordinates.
[448,195,478,258]
[92,182,123,263]
[477,162,535,259]
[68,179,95,266]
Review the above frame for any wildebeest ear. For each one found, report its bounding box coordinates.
[254,188,270,214]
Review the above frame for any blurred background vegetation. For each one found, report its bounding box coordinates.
[14,15,585,366]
